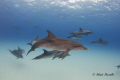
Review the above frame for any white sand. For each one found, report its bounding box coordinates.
[0,42,120,80]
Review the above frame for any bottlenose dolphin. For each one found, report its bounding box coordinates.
[71,28,93,36]
[32,49,63,60]
[27,36,40,46]
[68,34,82,39]
[8,49,23,59]
[91,38,108,45]
[116,65,120,69]
[27,30,88,58]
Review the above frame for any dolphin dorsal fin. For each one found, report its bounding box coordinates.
[36,36,39,39]
[18,47,20,50]
[99,38,102,41]
[46,30,56,38]
[79,28,83,31]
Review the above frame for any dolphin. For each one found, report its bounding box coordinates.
[116,65,120,69]
[91,38,108,45]
[27,30,88,58]
[17,47,25,54]
[68,34,82,39]
[8,49,23,59]
[27,36,41,46]
[71,28,93,36]
[32,49,63,60]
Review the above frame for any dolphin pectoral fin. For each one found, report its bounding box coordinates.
[59,50,70,58]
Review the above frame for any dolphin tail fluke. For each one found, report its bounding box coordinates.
[27,43,33,46]
[26,48,34,56]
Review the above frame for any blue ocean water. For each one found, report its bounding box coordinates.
[0,0,120,80]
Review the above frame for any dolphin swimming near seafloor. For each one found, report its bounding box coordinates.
[27,30,88,58]
[8,49,23,59]
[91,38,108,45]
[8,47,25,59]
[32,49,63,60]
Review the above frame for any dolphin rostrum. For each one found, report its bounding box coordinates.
[27,30,88,58]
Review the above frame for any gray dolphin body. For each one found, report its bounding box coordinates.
[9,50,23,59]
[27,30,88,58]
[116,65,120,69]
[91,38,108,45]
[8,47,25,59]
[71,28,93,36]
[68,34,82,39]
[32,49,63,60]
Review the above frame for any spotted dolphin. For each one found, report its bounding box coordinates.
[27,30,88,58]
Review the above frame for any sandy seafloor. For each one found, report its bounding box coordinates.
[0,40,120,80]
[0,0,120,80]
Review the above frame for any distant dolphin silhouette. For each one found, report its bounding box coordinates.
[91,38,108,45]
[8,49,23,59]
[116,65,120,69]
[27,30,88,58]
[32,49,63,60]
[68,34,82,39]
[71,28,93,36]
